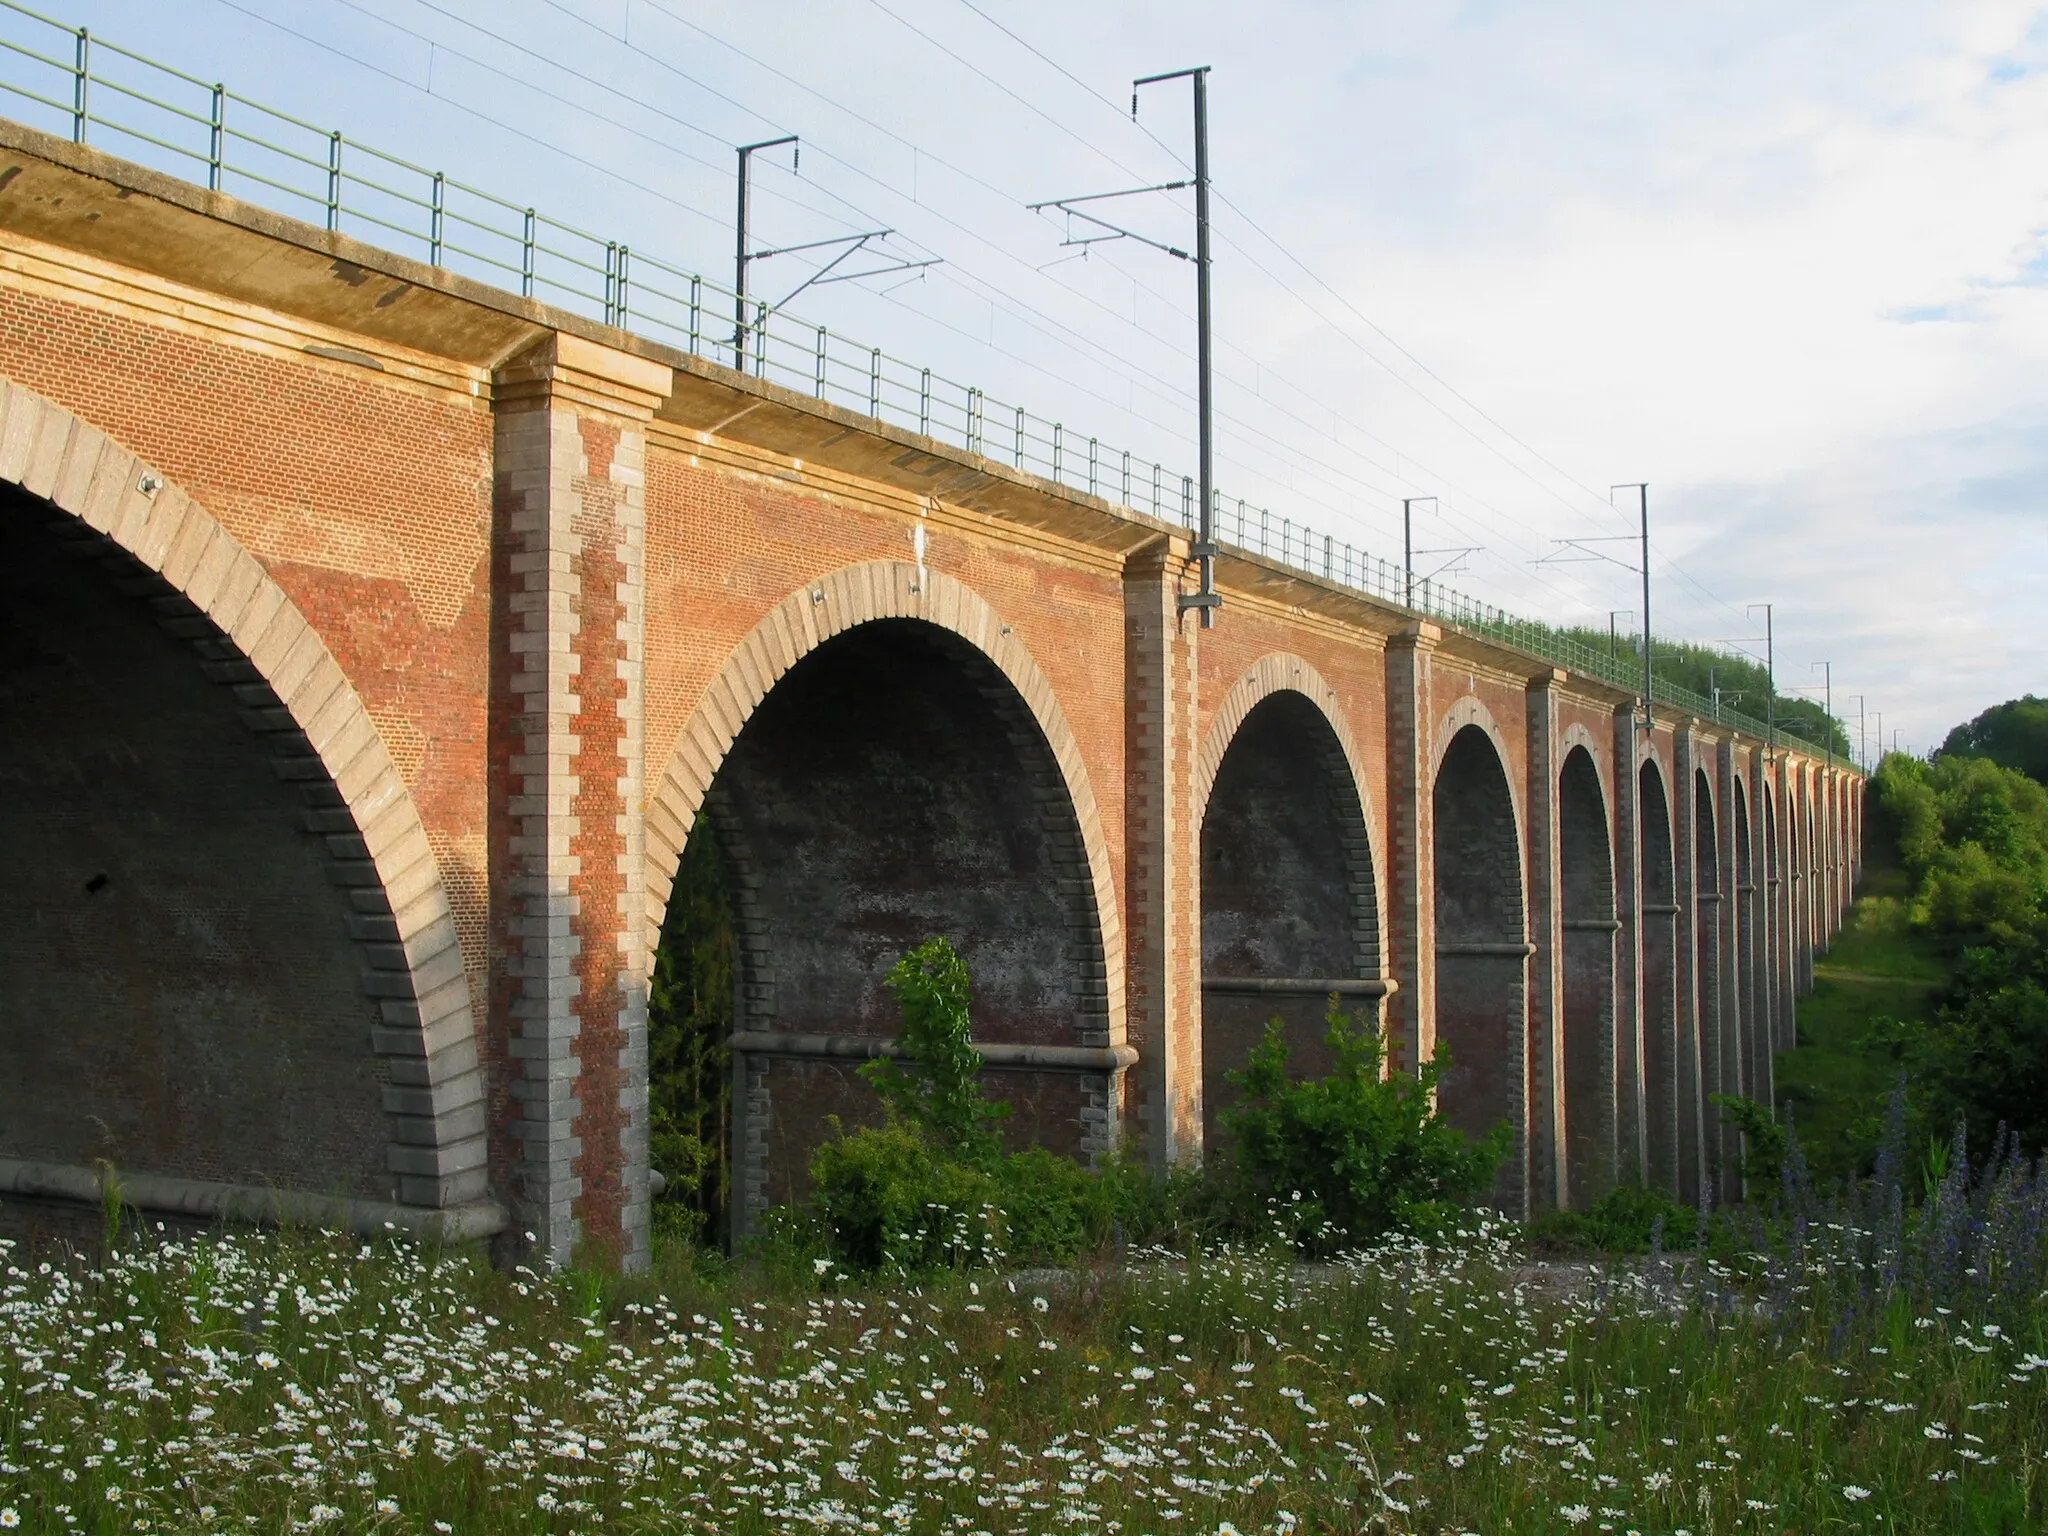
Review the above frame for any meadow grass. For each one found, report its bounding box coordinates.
[2,1209,2042,1535]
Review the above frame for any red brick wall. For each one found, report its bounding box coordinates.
[569,416,629,1254]
[642,441,1133,913]
[0,284,495,1015]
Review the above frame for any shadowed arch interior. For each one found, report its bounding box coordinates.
[1733,776,1761,1140]
[1559,746,1617,1209]
[688,618,1108,1211]
[1693,766,1723,1201]
[1198,690,1380,1148]
[0,481,392,1204]
[1432,724,1527,1171]
[1639,760,1680,1193]
[1764,785,1785,1050]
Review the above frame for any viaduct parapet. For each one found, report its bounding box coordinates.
[0,122,1863,1265]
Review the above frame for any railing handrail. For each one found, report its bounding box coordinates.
[0,0,1845,759]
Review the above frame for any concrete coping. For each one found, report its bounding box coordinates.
[0,1157,507,1243]
[727,1031,1138,1074]
[1200,975,1398,997]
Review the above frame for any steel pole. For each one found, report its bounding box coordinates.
[1193,67,1216,627]
[734,136,798,374]
[734,145,749,368]
[1639,486,1652,728]
[1404,498,1415,608]
[1764,604,1775,760]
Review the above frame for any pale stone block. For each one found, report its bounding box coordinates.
[207,551,270,637]
[160,511,219,594]
[268,627,331,708]
[246,599,310,680]
[21,402,72,499]
[51,420,108,513]
[0,383,34,480]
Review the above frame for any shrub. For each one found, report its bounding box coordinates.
[1218,999,1508,1255]
[811,937,1111,1276]
[992,1147,1114,1263]
[809,1121,1002,1275]
[1523,1182,1701,1254]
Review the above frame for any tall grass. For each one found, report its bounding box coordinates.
[3,1157,2044,1535]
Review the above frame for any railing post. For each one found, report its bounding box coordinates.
[429,171,444,265]
[1088,436,1098,496]
[689,275,701,354]
[1324,532,1333,578]
[208,84,224,191]
[326,132,342,233]
[1152,462,1161,516]
[815,325,827,397]
[521,209,535,297]
[919,368,931,435]
[967,387,982,453]
[1121,449,1131,507]
[71,28,87,145]
[1182,474,1193,529]
[603,243,618,325]
[753,299,767,376]
[1052,422,1063,480]
[1014,406,1025,467]
[617,245,630,326]
[870,348,883,417]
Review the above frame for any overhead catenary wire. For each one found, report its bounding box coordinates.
[378,0,1642,613]
[508,0,1606,585]
[201,0,1798,686]
[942,0,1774,634]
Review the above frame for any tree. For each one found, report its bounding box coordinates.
[1938,696,2048,787]
[1872,751,2048,1154]
[858,937,1008,1163]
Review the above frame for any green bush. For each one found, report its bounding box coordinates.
[808,1121,1002,1276]
[1218,999,1509,1255]
[807,937,1117,1276]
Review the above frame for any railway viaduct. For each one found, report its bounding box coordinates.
[0,121,1861,1267]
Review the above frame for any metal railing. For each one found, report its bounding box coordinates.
[0,0,1830,754]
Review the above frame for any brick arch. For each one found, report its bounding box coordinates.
[1194,652,1385,952]
[1194,654,1386,1149]
[1430,694,1525,845]
[0,380,490,1220]
[1636,738,1673,801]
[1558,737,1618,1207]
[642,559,1125,1047]
[1558,720,1612,811]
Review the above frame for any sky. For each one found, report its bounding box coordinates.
[9,0,2047,757]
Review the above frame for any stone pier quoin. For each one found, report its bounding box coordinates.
[0,118,1863,1268]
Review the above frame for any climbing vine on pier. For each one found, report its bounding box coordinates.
[648,815,736,1247]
